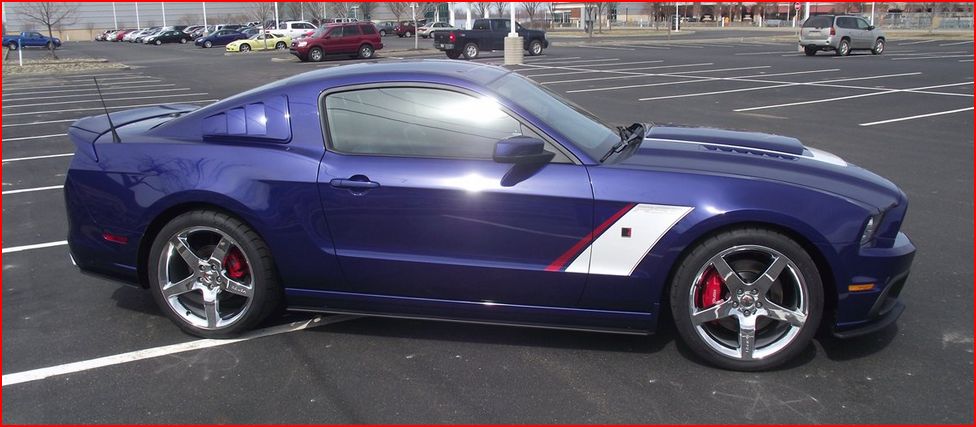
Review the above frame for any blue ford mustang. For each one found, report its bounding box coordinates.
[65,61,915,370]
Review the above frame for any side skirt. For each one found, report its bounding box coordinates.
[286,288,657,336]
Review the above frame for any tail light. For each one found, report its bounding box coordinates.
[449,32,456,42]
[829,26,836,36]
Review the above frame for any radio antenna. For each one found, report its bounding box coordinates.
[93,77,121,143]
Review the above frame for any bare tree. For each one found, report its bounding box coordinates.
[19,2,78,58]
[605,2,618,30]
[249,2,276,48]
[387,2,410,21]
[327,2,353,18]
[521,2,543,23]
[85,22,96,39]
[472,2,492,17]
[492,2,508,17]
[358,2,375,20]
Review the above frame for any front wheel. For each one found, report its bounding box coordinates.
[871,38,885,55]
[670,228,823,371]
[528,39,543,56]
[204,40,213,48]
[358,44,374,59]
[46,41,54,49]
[405,31,413,38]
[7,42,17,50]
[379,30,387,36]
[179,38,188,44]
[308,47,324,62]
[240,43,251,52]
[148,210,281,338]
[154,39,162,45]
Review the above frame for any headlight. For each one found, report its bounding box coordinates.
[860,212,884,246]
[297,41,308,47]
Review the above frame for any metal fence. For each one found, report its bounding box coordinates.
[878,12,974,30]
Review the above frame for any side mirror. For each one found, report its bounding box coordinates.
[493,136,554,164]
[868,25,875,30]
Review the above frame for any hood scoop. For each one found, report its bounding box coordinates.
[645,126,806,156]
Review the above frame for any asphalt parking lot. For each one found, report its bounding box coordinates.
[2,33,973,423]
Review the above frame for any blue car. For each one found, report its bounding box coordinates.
[194,29,246,48]
[64,61,915,370]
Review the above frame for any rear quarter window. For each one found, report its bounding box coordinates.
[361,25,377,35]
[803,16,834,28]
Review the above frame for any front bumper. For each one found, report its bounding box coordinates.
[832,232,915,338]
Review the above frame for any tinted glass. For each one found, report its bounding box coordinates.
[836,17,856,29]
[496,20,511,32]
[803,15,834,28]
[325,87,525,159]
[361,25,377,35]
[856,18,871,29]
[343,25,361,36]
[473,20,490,30]
[486,73,617,159]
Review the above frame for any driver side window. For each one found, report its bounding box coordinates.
[325,87,549,160]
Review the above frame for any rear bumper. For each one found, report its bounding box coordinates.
[832,232,915,338]
[799,37,836,49]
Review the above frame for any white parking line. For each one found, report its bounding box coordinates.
[540,65,771,85]
[577,45,634,50]
[2,118,78,128]
[1,133,67,142]
[734,81,974,112]
[563,68,846,94]
[960,59,974,62]
[1,80,164,92]
[860,107,974,126]
[886,51,965,56]
[897,39,937,46]
[1,83,176,97]
[3,153,74,163]
[4,92,210,108]
[2,240,68,254]
[522,62,713,78]
[1,315,361,387]
[636,72,922,101]
[539,63,717,84]
[4,99,219,117]
[735,51,802,56]
[2,185,64,195]
[516,58,621,66]
[4,87,192,102]
[939,40,973,47]
[891,54,974,61]
[615,44,671,50]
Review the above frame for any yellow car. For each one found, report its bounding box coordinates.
[225,33,291,52]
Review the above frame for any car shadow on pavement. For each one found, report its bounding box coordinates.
[816,323,899,362]
[308,315,675,354]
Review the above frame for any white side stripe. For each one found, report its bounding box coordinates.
[568,204,693,276]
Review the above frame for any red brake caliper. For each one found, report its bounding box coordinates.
[699,269,725,308]
[223,247,249,280]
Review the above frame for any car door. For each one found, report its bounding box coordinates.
[27,32,43,46]
[854,17,875,48]
[317,85,593,307]
[492,20,511,50]
[339,25,362,53]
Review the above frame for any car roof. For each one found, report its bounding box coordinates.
[287,60,509,87]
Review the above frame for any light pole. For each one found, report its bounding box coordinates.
[675,2,679,32]
[870,2,876,25]
[112,2,118,29]
[411,2,418,49]
[465,3,471,29]
[161,2,166,27]
[135,2,140,29]
[274,2,279,29]
[202,2,207,29]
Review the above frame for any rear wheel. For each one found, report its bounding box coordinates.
[405,31,413,38]
[379,29,387,36]
[836,39,850,56]
[804,46,817,56]
[240,43,251,52]
[528,39,543,56]
[462,42,479,59]
[275,41,286,50]
[309,47,324,62]
[358,43,374,59]
[148,210,281,338]
[446,49,461,59]
[7,42,17,50]
[871,38,885,55]
[670,228,823,371]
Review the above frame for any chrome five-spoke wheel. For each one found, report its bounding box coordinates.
[158,226,254,330]
[149,210,280,338]
[671,228,822,371]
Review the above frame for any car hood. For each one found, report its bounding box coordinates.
[613,125,905,210]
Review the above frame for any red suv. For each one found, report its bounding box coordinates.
[290,23,383,62]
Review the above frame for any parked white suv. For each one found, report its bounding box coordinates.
[275,21,317,39]
[800,15,886,56]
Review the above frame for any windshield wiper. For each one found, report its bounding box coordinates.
[600,122,646,163]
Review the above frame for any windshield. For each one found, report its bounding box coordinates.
[486,72,619,161]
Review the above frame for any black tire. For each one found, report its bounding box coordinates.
[308,47,324,62]
[871,38,885,55]
[179,38,188,44]
[804,46,817,56]
[240,43,251,52]
[379,29,387,36]
[358,43,375,59]
[836,38,850,56]
[275,41,286,50]
[46,41,54,49]
[446,49,462,59]
[462,42,479,59]
[154,39,162,45]
[528,39,543,56]
[7,42,17,50]
[397,34,404,38]
[669,227,823,371]
[204,40,213,48]
[148,210,281,338]
[405,31,413,38]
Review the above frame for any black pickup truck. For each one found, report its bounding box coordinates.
[433,18,548,59]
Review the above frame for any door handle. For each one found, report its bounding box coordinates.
[330,178,380,189]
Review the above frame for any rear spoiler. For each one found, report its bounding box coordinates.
[68,104,199,161]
